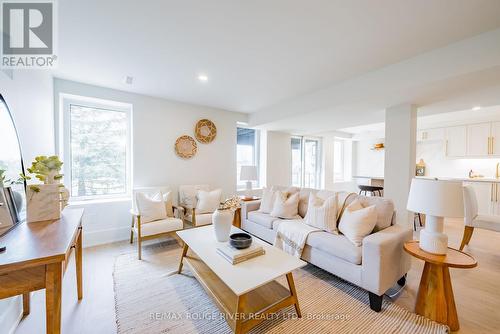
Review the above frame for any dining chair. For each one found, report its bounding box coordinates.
[460,185,500,250]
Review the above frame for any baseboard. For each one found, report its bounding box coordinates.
[83,226,130,248]
[0,296,23,334]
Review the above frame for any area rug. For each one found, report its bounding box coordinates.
[113,241,448,334]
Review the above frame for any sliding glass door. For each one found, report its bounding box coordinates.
[291,136,321,188]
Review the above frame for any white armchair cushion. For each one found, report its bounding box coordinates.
[196,189,222,214]
[136,192,172,223]
[338,199,377,246]
[271,191,300,219]
[259,188,276,213]
[138,218,183,236]
[179,184,209,208]
[304,193,339,234]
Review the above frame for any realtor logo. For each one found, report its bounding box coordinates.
[1,0,57,68]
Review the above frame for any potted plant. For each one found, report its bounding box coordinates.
[23,156,69,222]
[213,196,241,242]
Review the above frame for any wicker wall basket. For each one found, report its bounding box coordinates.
[175,135,197,159]
[195,119,217,143]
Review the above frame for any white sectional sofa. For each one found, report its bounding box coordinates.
[240,186,412,312]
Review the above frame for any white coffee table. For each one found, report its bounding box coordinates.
[177,225,306,334]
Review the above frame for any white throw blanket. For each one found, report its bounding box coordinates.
[274,220,320,257]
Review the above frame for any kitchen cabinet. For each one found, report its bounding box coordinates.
[445,126,467,157]
[464,181,500,215]
[418,128,444,142]
[466,123,490,156]
[492,122,500,156]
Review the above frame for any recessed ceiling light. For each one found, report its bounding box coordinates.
[472,106,481,111]
[198,74,208,82]
[124,76,133,85]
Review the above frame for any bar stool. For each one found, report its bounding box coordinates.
[358,185,383,196]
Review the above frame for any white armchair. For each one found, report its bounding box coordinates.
[131,187,184,260]
[460,185,500,250]
[178,184,220,226]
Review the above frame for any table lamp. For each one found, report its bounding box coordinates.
[407,178,464,255]
[240,166,258,198]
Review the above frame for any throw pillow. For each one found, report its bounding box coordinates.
[161,191,174,217]
[196,189,222,214]
[259,187,276,213]
[270,191,300,219]
[338,199,377,246]
[304,193,338,233]
[136,192,168,223]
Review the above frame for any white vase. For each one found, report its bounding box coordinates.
[27,184,61,222]
[212,209,234,242]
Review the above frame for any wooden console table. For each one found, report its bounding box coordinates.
[0,208,84,334]
[404,240,477,331]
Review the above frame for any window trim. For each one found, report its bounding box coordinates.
[59,94,133,201]
[236,126,260,190]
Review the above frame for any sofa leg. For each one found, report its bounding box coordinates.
[397,275,407,286]
[369,292,383,312]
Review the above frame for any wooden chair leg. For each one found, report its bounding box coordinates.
[137,217,142,260]
[459,226,475,251]
[130,216,134,244]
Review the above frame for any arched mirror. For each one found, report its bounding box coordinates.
[0,94,26,237]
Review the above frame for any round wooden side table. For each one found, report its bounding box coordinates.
[404,240,477,331]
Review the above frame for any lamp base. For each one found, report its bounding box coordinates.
[245,181,253,199]
[419,216,448,255]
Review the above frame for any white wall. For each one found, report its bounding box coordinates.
[384,104,417,226]
[53,79,247,247]
[417,140,500,178]
[265,131,291,187]
[0,71,54,334]
[353,138,385,177]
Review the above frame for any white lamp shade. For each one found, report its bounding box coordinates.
[240,166,258,181]
[407,178,464,218]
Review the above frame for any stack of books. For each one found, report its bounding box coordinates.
[217,244,265,264]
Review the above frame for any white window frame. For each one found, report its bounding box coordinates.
[59,94,133,201]
[236,126,260,190]
[291,136,322,188]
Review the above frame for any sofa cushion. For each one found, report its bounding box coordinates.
[271,191,300,219]
[338,200,377,246]
[272,218,303,230]
[356,195,394,231]
[259,187,276,214]
[248,211,279,229]
[306,231,362,265]
[304,193,339,234]
[298,188,316,218]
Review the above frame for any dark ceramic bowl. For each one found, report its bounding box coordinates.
[229,233,252,249]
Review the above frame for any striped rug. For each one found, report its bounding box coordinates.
[113,240,448,334]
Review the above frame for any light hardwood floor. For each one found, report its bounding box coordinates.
[14,220,500,333]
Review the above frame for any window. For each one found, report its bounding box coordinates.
[60,95,132,200]
[237,127,259,189]
[291,137,302,187]
[333,139,345,182]
[291,136,322,188]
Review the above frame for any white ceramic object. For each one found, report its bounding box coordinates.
[212,209,234,242]
[27,184,61,222]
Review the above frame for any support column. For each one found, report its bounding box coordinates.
[384,104,417,226]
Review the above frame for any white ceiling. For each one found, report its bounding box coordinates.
[55,0,500,116]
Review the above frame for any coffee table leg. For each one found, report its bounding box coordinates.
[235,294,247,334]
[286,272,301,318]
[177,244,189,274]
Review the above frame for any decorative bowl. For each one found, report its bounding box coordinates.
[229,233,252,249]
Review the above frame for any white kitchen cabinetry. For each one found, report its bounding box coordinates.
[492,122,500,156]
[418,128,444,142]
[466,123,490,156]
[445,126,467,157]
[465,181,500,215]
